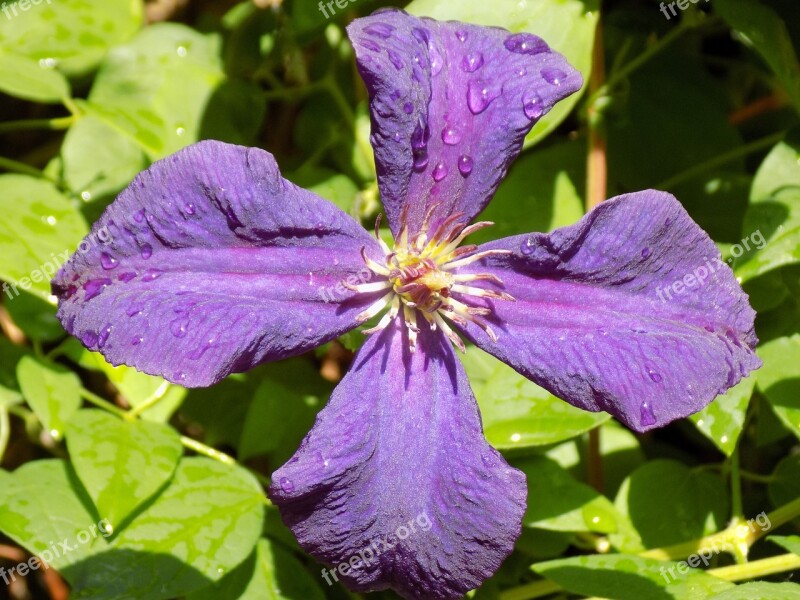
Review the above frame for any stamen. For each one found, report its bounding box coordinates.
[361,247,390,276]
[452,273,504,284]
[362,296,401,335]
[441,249,512,271]
[444,296,492,317]
[451,284,515,301]
[373,214,392,255]
[433,221,495,258]
[355,291,395,323]
[344,280,393,293]
[404,304,419,352]
[432,312,466,353]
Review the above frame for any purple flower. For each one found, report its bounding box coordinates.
[52,9,760,599]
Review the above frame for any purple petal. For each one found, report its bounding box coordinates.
[53,141,383,387]
[269,321,526,599]
[347,10,582,238]
[454,190,761,432]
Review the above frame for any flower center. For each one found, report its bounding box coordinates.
[347,208,514,352]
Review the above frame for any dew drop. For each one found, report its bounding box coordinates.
[133,209,145,223]
[118,272,137,283]
[184,202,196,215]
[456,30,468,43]
[83,278,112,301]
[170,318,189,338]
[176,45,187,57]
[100,252,119,270]
[126,303,144,317]
[461,51,484,73]
[504,32,550,55]
[140,244,153,260]
[458,155,473,176]
[413,153,429,171]
[279,477,295,493]
[131,335,144,346]
[403,102,414,114]
[80,191,92,202]
[520,237,536,255]
[175,126,186,137]
[411,27,429,44]
[142,269,163,282]
[364,22,394,39]
[98,324,112,348]
[517,67,527,77]
[647,368,663,383]
[387,49,404,70]
[442,127,461,145]
[432,163,448,182]
[641,247,651,259]
[361,39,381,52]
[81,330,99,347]
[541,67,567,85]
[429,42,444,76]
[704,324,715,333]
[640,402,657,427]
[467,80,500,114]
[523,92,544,120]
[189,337,216,360]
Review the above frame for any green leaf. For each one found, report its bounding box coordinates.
[67,458,265,600]
[707,582,800,600]
[66,409,182,528]
[755,334,800,441]
[0,0,143,76]
[468,139,585,246]
[715,0,800,112]
[16,356,82,440]
[736,133,800,282]
[0,52,70,102]
[613,460,728,550]
[0,338,28,406]
[690,376,756,456]
[515,456,622,534]
[287,167,360,216]
[0,175,88,301]
[61,114,147,207]
[4,289,64,342]
[187,538,325,600]
[770,535,800,556]
[85,23,226,159]
[768,454,800,508]
[533,554,734,600]
[461,350,609,449]
[239,360,329,464]
[405,0,598,147]
[0,460,110,572]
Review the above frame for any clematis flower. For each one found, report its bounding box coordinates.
[52,8,761,600]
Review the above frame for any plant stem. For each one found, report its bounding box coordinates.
[655,131,786,190]
[179,435,236,465]
[0,116,75,133]
[586,11,607,211]
[730,447,743,521]
[0,405,10,464]
[126,381,171,420]
[710,553,800,582]
[0,156,48,179]
[79,387,128,418]
[498,578,561,600]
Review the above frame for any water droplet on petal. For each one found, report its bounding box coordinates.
[523,92,544,120]
[458,155,473,176]
[641,247,651,259]
[704,324,715,333]
[432,163,448,182]
[184,202,196,215]
[142,269,163,282]
[413,153,429,171]
[100,252,119,270]
[118,272,137,283]
[279,477,295,493]
[81,331,98,347]
[189,337,216,360]
[126,303,144,317]
[170,318,189,338]
[140,244,153,260]
[461,51,484,72]
[364,22,395,39]
[98,324,112,348]
[541,67,567,85]
[442,127,461,145]
[131,335,143,346]
[411,27,429,44]
[403,102,414,114]
[467,80,500,114]
[133,209,145,223]
[456,30,468,43]
[361,39,381,52]
[647,367,663,383]
[520,237,536,255]
[428,41,444,76]
[387,49,404,70]
[83,278,112,301]
[640,402,657,427]
[504,32,550,55]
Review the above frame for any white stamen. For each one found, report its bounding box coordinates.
[441,249,512,271]
[344,280,393,293]
[355,291,395,323]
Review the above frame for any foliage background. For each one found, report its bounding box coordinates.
[0,0,799,598]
